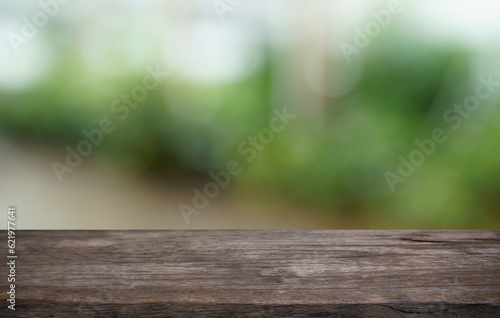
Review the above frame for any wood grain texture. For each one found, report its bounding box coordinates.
[1,230,499,317]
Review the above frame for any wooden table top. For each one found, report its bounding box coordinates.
[2,230,499,317]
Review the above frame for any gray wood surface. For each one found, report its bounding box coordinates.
[1,230,499,317]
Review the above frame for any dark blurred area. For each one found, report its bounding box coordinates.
[1,0,499,229]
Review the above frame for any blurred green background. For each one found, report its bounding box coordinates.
[1,0,499,229]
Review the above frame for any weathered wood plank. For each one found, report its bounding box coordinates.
[1,230,499,317]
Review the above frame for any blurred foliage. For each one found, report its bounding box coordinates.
[0,23,499,228]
